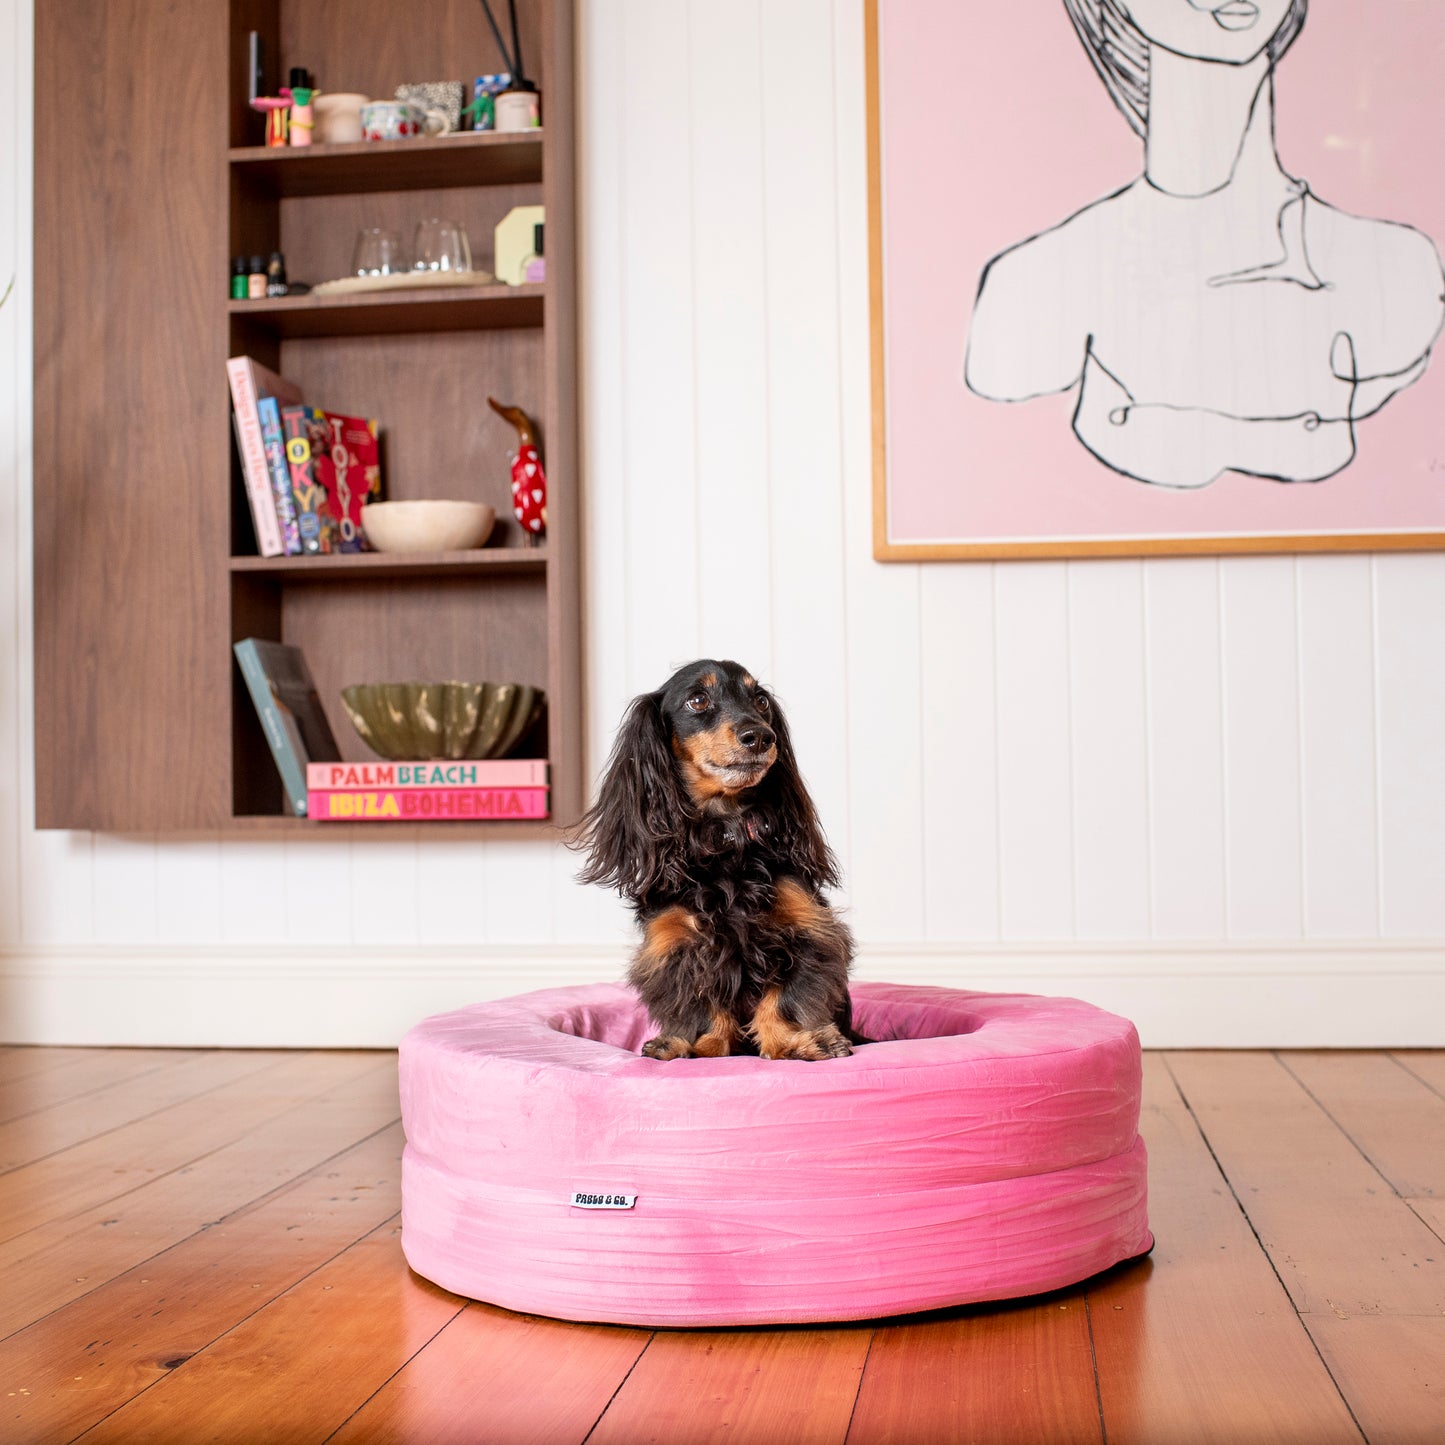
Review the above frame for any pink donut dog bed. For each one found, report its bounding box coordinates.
[399,982,1151,1327]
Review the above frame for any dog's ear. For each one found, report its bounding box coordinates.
[764,699,841,891]
[572,691,690,900]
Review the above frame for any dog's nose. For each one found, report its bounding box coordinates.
[738,725,775,753]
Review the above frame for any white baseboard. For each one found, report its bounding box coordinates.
[1,940,1441,1049]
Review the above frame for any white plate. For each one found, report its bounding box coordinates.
[311,269,498,296]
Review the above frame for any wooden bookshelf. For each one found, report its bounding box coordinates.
[33,0,581,835]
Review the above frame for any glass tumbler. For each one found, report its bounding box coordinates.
[351,228,407,277]
[412,218,472,274]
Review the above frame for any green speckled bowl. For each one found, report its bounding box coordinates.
[340,682,545,761]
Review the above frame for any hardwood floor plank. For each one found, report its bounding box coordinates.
[0,1057,400,1338]
[0,1047,108,1086]
[1166,1052,1445,1315]
[1279,1051,1445,1199]
[74,1217,464,1445]
[0,1049,293,1172]
[0,1052,385,1246]
[586,1328,872,1445]
[1392,1050,1445,1098]
[328,1301,650,1445]
[0,1121,406,1443]
[1406,1196,1445,1241]
[0,1049,207,1126]
[1088,1055,1361,1445]
[845,1296,1100,1445]
[1304,1315,1445,1445]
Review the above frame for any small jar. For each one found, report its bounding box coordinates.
[247,256,268,299]
[230,257,248,300]
[265,252,288,297]
[495,78,540,132]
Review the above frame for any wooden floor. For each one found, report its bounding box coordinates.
[1,1046,1442,1444]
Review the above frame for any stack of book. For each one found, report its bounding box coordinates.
[227,355,382,558]
[307,760,549,822]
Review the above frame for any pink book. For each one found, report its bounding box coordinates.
[306,760,547,791]
[308,787,549,822]
[226,357,282,557]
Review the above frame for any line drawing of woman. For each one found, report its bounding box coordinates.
[964,0,1445,489]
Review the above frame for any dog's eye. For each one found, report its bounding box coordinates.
[685,692,711,713]
[754,694,771,714]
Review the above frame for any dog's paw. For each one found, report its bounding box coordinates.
[809,1024,853,1060]
[758,1025,853,1061]
[641,1035,692,1060]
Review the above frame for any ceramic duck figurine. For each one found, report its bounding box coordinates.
[488,397,547,541]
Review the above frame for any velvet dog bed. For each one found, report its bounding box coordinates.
[399,982,1151,1327]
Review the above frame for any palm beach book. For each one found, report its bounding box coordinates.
[307,760,547,790]
[234,638,342,816]
[226,356,304,557]
[309,787,549,821]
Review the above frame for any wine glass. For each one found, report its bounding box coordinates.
[351,228,407,276]
[412,218,472,274]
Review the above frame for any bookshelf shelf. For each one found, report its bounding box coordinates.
[229,284,545,339]
[229,130,544,197]
[225,814,556,839]
[230,547,548,580]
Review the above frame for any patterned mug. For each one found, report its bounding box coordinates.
[361,100,450,142]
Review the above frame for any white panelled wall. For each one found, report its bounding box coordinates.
[1,0,1442,1046]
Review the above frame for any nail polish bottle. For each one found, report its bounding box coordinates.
[522,223,545,283]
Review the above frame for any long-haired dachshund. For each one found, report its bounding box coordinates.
[575,659,857,1061]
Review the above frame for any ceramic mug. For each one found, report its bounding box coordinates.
[313,92,369,145]
[361,99,451,142]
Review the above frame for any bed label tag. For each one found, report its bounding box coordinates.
[570,1189,637,1210]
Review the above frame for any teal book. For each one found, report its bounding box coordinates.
[257,395,302,555]
[233,638,341,816]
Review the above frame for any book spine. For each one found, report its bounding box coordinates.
[257,397,302,555]
[226,359,284,557]
[281,406,332,555]
[308,787,550,822]
[321,413,382,553]
[233,641,309,816]
[305,760,549,790]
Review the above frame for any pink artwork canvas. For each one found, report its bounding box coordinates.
[870,0,1445,557]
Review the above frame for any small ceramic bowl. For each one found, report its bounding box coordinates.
[341,681,545,761]
[361,500,495,554]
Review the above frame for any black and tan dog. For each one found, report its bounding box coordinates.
[575,659,858,1060]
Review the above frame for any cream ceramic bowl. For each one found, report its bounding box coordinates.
[361,500,495,554]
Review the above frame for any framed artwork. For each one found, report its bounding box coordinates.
[868,0,1445,559]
